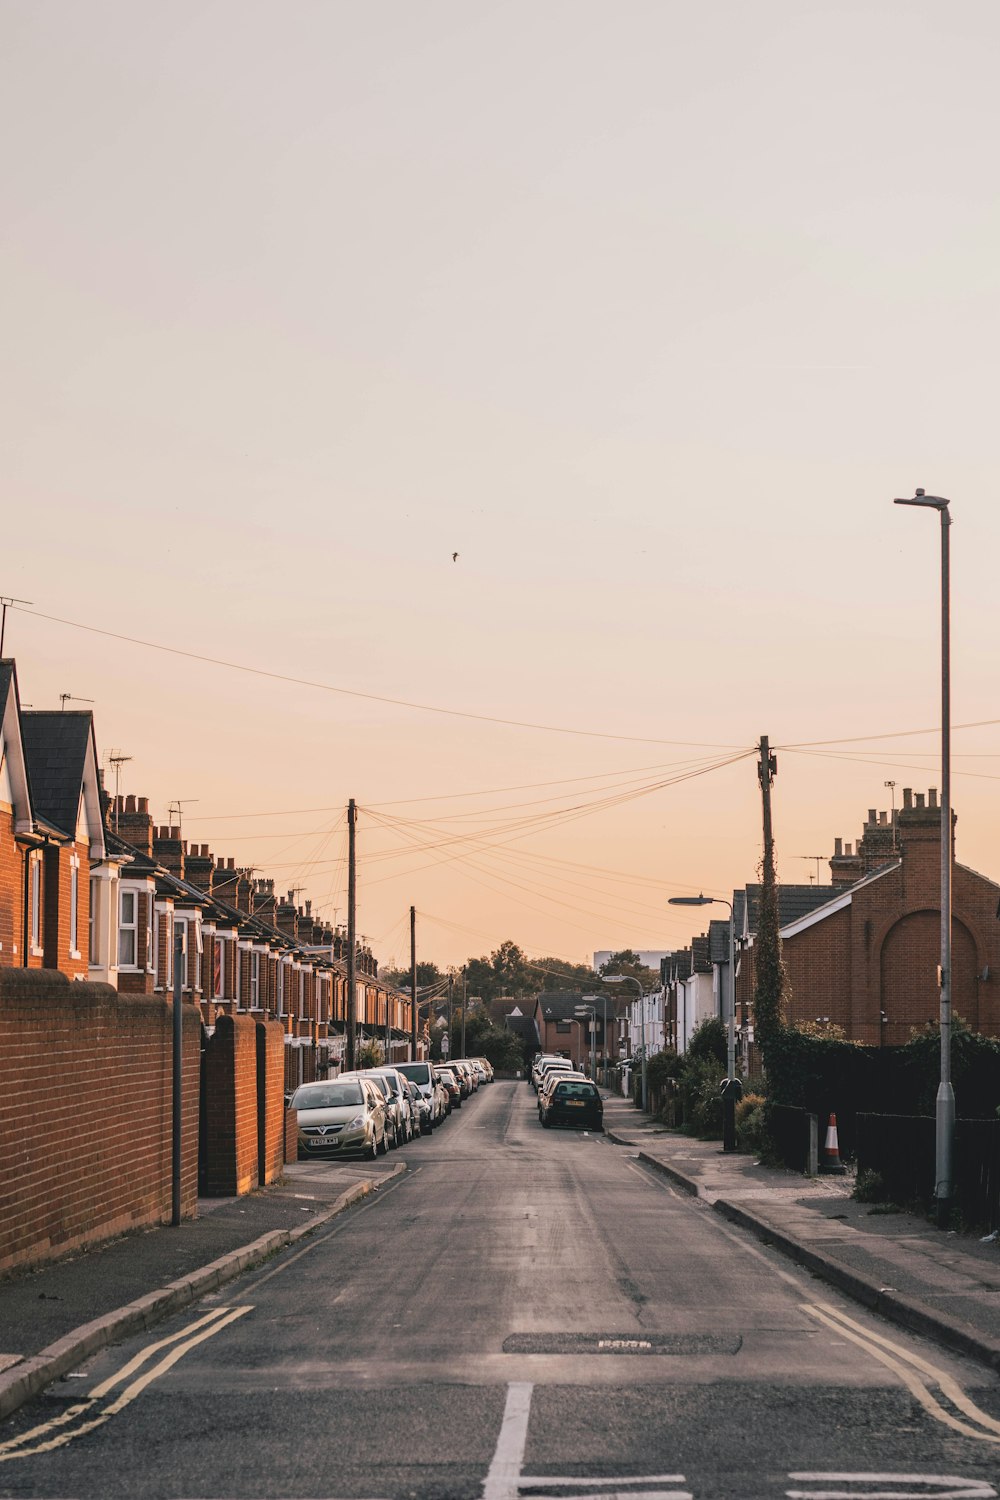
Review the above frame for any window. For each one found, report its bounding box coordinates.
[555,1020,571,1034]
[69,855,80,957]
[30,854,41,952]
[250,950,260,1008]
[298,968,305,1019]
[144,895,152,971]
[277,960,285,1017]
[89,876,99,965]
[119,889,137,967]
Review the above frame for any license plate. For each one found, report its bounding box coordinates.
[565,1100,585,1108]
[309,1135,339,1145]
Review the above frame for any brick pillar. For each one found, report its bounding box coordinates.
[202,1014,258,1195]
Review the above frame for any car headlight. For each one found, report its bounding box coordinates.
[345,1114,366,1130]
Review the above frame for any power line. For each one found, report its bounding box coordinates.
[16,605,742,749]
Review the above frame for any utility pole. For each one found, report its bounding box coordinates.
[346,799,357,1070]
[447,974,453,1059]
[410,906,417,1060]
[759,735,776,871]
[461,965,467,1060]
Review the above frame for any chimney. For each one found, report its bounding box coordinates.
[153,824,186,880]
[929,788,938,809]
[903,788,913,810]
[834,838,843,857]
[114,792,154,857]
[185,844,217,894]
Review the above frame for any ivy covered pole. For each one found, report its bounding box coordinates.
[753,736,787,1060]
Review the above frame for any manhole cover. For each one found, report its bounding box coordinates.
[502,1331,742,1356]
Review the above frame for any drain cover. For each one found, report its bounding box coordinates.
[502,1331,742,1356]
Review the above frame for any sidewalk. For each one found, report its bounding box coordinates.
[0,1159,405,1420]
[601,1091,1000,1375]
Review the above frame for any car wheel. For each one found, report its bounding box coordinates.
[379,1125,391,1156]
[366,1133,378,1161]
[541,1115,550,1128]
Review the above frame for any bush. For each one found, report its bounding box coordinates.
[678,1055,725,1138]
[735,1095,768,1156]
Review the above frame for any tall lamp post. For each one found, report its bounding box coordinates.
[669,893,737,1152]
[583,992,608,1083]
[574,1003,596,1080]
[894,488,953,1225]
[602,975,646,1111]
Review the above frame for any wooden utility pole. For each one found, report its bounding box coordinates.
[346,799,357,1070]
[447,974,453,1059]
[753,734,785,1051]
[461,965,467,1060]
[409,905,417,1060]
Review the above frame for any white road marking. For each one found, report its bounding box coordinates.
[519,1479,686,1488]
[787,1477,995,1500]
[483,1381,534,1500]
[0,1306,251,1462]
[804,1303,1000,1445]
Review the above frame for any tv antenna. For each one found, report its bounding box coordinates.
[795,855,825,884]
[59,693,94,710]
[167,799,199,839]
[107,751,133,829]
[884,780,898,851]
[0,596,31,657]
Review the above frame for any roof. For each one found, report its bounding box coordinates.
[708,919,730,964]
[535,992,589,1022]
[742,884,841,934]
[20,711,96,840]
[505,1013,541,1047]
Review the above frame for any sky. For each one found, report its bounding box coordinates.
[3,1,999,974]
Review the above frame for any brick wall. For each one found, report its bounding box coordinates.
[202,1014,258,1196]
[256,1019,286,1186]
[0,809,22,965]
[0,967,200,1274]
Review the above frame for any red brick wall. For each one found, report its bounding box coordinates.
[0,811,22,965]
[0,968,200,1274]
[256,1019,286,1186]
[202,1014,258,1196]
[284,1107,298,1164]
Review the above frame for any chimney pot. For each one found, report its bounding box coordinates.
[834,837,843,857]
[845,843,852,857]
[125,794,136,813]
[228,857,235,870]
[929,788,938,809]
[903,788,913,809]
[868,808,876,825]
[879,811,887,825]
[916,793,925,809]
[138,797,148,814]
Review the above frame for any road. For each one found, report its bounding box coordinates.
[2,1081,999,1500]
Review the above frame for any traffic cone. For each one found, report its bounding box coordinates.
[820,1112,847,1175]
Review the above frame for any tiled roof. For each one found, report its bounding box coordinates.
[535,992,589,1022]
[21,711,94,839]
[505,1013,541,1046]
[0,661,14,719]
[742,884,840,934]
[708,919,730,964]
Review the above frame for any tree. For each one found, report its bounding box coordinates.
[380,960,443,993]
[599,949,658,990]
[753,856,789,1058]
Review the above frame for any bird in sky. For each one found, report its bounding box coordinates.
[452,552,459,562]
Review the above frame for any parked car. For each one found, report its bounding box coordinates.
[534,1057,576,1094]
[406,1079,433,1135]
[368,1066,417,1143]
[469,1057,492,1082]
[539,1077,604,1132]
[338,1070,405,1148]
[445,1059,470,1097]
[537,1070,588,1116]
[397,1060,448,1128]
[531,1053,569,1090]
[434,1066,461,1111]
[290,1078,388,1160]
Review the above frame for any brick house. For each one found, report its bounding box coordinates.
[16,695,107,980]
[735,788,1000,1048]
[530,992,623,1073]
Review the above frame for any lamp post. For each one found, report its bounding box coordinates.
[583,992,608,1083]
[894,488,953,1225]
[574,1003,596,1080]
[602,975,646,1110]
[669,893,737,1152]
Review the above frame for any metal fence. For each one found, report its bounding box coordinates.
[856,1113,1000,1230]
[769,1104,818,1174]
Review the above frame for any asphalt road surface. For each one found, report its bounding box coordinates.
[3,1082,1000,1500]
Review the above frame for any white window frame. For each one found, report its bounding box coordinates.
[88,874,99,967]
[119,887,138,968]
[69,853,81,958]
[250,949,261,1009]
[30,853,42,955]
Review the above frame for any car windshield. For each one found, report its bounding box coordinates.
[555,1082,598,1098]
[291,1083,363,1109]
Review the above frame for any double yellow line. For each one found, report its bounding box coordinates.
[804,1301,1000,1445]
[0,1304,251,1463]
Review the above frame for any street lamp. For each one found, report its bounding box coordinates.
[669,893,738,1152]
[602,975,647,1111]
[894,488,953,1224]
[583,991,608,1083]
[574,1003,596,1080]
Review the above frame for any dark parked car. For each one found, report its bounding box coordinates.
[539,1078,604,1132]
[434,1066,462,1110]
